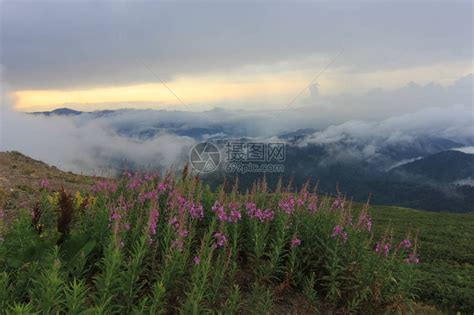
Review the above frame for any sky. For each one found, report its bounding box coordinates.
[1,1,473,112]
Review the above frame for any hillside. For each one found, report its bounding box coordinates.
[0,151,473,312]
[393,150,474,182]
[0,151,98,219]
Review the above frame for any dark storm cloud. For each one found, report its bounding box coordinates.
[1,1,472,90]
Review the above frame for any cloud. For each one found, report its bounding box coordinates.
[0,77,196,174]
[2,1,472,91]
[1,72,472,174]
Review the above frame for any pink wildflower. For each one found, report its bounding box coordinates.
[213,231,227,248]
[331,196,344,211]
[246,202,257,217]
[279,195,295,215]
[399,239,412,249]
[384,243,391,257]
[158,182,168,192]
[357,212,372,232]
[374,242,381,253]
[148,208,160,236]
[228,202,241,223]
[291,236,301,248]
[405,253,420,264]
[212,201,228,222]
[308,194,319,212]
[39,179,50,189]
[255,208,274,222]
[332,225,348,243]
[193,256,201,265]
[188,202,204,219]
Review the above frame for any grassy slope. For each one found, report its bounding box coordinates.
[1,151,473,311]
[368,204,474,312]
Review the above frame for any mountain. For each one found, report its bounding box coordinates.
[393,150,474,183]
[32,107,83,116]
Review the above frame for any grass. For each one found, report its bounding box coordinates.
[369,205,474,313]
[0,171,422,314]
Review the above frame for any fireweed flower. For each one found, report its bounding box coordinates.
[193,256,201,265]
[157,182,168,192]
[212,201,228,222]
[296,191,308,207]
[169,216,178,227]
[213,231,227,248]
[95,180,118,194]
[332,225,348,243]
[279,196,295,215]
[255,209,274,223]
[188,202,204,219]
[291,236,302,248]
[383,243,391,257]
[308,194,319,212]
[357,211,372,232]
[331,196,344,211]
[246,202,257,217]
[39,179,50,189]
[406,253,420,264]
[228,202,241,223]
[148,208,160,238]
[399,239,412,249]
[374,242,381,253]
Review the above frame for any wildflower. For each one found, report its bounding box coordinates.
[127,177,143,190]
[332,225,348,243]
[255,208,274,222]
[213,231,227,248]
[228,202,241,223]
[158,176,172,192]
[93,180,117,193]
[179,229,189,238]
[357,211,372,232]
[212,201,228,222]
[148,208,160,237]
[296,191,308,207]
[406,253,420,264]
[383,243,391,257]
[308,194,319,212]
[374,242,381,253]
[39,179,50,189]
[291,236,301,248]
[188,202,204,219]
[246,202,257,217]
[399,239,412,249]
[331,196,344,211]
[193,256,201,265]
[279,195,295,215]
[123,222,131,231]
[169,216,178,227]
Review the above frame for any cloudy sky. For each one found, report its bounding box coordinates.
[1,1,472,112]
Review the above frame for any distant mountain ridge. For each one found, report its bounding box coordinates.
[393,150,474,183]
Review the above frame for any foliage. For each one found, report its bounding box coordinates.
[0,172,421,313]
